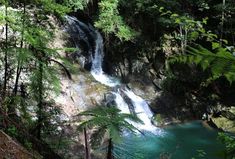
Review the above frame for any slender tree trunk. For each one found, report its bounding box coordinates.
[3,3,8,99]
[220,0,226,45]
[14,66,22,95]
[84,127,91,159]
[13,1,26,95]
[1,2,9,128]
[184,28,188,51]
[37,57,43,139]
[179,25,185,54]
[107,138,113,159]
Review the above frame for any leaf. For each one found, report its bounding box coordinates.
[222,39,228,45]
[189,31,199,40]
[77,106,143,148]
[212,42,220,50]
[171,13,179,18]
[168,45,235,83]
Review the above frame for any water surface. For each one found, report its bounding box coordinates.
[114,121,225,159]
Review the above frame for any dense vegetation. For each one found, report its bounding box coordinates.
[0,0,235,158]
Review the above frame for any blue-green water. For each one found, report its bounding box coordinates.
[114,121,225,159]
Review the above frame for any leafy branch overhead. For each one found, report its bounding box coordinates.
[95,0,137,41]
[169,44,235,83]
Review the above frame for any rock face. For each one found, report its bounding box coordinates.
[211,107,235,133]
[212,117,235,133]
[51,21,110,117]
[0,131,41,159]
[54,70,109,118]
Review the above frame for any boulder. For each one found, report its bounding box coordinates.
[104,93,116,107]
[211,117,235,133]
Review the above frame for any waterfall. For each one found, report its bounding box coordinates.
[113,91,130,114]
[113,90,160,134]
[123,89,156,132]
[66,16,160,134]
[90,31,120,87]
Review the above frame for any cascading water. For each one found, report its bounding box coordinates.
[90,31,120,87]
[123,89,157,132]
[66,16,160,134]
[113,90,162,134]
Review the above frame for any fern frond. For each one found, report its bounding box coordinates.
[77,106,143,147]
[168,45,235,83]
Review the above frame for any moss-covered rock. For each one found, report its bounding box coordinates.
[212,116,235,133]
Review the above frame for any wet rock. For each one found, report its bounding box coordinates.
[153,78,162,90]
[206,103,226,115]
[221,110,235,120]
[122,94,135,114]
[104,93,116,107]
[211,117,235,133]
[209,106,235,133]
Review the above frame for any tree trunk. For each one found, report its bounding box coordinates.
[3,3,8,99]
[179,25,185,54]
[107,138,113,159]
[37,57,43,140]
[84,127,91,159]
[13,1,26,95]
[220,0,226,45]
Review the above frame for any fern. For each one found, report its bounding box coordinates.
[77,106,143,144]
[168,45,235,83]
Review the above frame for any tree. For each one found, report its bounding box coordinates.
[0,0,72,143]
[94,0,137,41]
[77,106,143,159]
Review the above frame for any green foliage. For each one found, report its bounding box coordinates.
[6,125,18,138]
[63,0,89,11]
[24,140,33,150]
[0,0,73,148]
[39,0,70,16]
[169,45,235,83]
[154,114,163,125]
[218,133,235,158]
[77,106,143,147]
[95,0,137,41]
[158,6,217,54]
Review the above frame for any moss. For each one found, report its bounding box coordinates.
[153,114,164,125]
[84,84,108,96]
[212,117,235,133]
[229,106,235,114]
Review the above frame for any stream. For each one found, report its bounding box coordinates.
[66,16,225,159]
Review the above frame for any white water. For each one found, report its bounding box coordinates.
[123,89,156,132]
[90,31,120,87]
[113,91,130,114]
[66,16,161,134]
[90,30,160,133]
[113,90,161,134]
